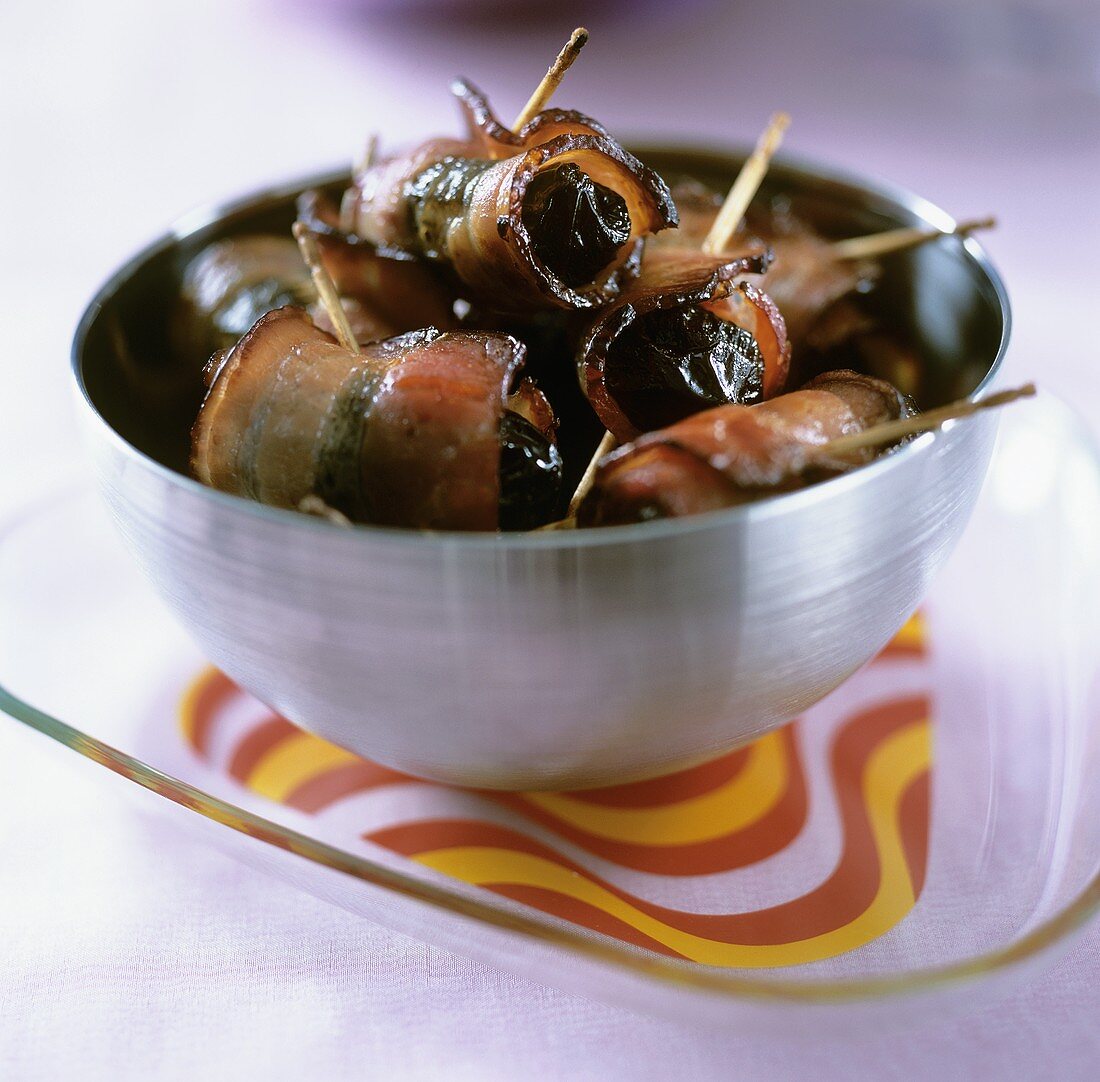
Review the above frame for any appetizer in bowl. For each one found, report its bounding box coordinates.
[73,33,1015,788]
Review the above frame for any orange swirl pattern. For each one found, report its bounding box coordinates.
[179,614,932,968]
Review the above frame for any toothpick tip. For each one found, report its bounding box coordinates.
[700,111,791,254]
[960,215,997,235]
[292,221,317,258]
[512,27,592,131]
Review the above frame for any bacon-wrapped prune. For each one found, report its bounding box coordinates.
[192,307,560,531]
[577,370,911,525]
[344,80,677,313]
[576,248,790,441]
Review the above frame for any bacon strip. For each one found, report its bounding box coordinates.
[577,370,910,526]
[758,229,877,348]
[344,80,676,312]
[451,78,610,155]
[576,248,789,442]
[506,377,557,440]
[175,236,316,362]
[297,190,458,344]
[192,307,525,530]
[654,183,878,353]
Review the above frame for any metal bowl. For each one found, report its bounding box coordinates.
[72,147,1009,790]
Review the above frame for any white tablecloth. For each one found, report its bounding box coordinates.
[2,1,1099,1077]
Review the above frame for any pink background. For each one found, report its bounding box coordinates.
[1,0,1098,1077]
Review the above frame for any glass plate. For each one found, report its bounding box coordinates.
[1,393,1098,1031]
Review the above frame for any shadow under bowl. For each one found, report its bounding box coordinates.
[72,146,1009,789]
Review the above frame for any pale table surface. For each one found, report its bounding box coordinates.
[2,1,1099,1077]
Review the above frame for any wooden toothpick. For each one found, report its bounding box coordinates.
[567,430,617,518]
[819,383,1035,458]
[341,134,380,232]
[354,133,379,177]
[701,112,791,255]
[830,216,997,262]
[512,27,589,131]
[292,221,360,355]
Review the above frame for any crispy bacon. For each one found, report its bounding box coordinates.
[344,80,677,312]
[191,307,526,530]
[577,370,911,526]
[576,247,790,442]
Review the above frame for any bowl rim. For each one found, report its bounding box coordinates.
[71,145,1011,547]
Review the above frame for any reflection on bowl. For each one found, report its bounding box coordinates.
[72,146,1008,789]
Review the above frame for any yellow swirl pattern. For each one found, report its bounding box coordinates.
[521,732,788,845]
[247,734,361,801]
[416,721,929,967]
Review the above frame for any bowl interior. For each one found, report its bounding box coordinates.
[75,147,1007,483]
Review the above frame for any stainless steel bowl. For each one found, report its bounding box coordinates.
[72,148,1009,789]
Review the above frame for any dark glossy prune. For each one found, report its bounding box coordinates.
[604,306,764,433]
[498,410,563,531]
[522,164,631,288]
